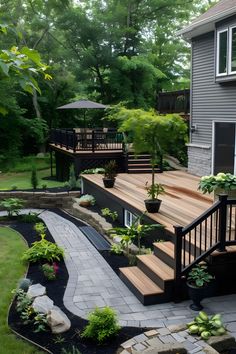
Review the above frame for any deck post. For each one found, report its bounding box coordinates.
[173,225,183,302]
[92,130,95,152]
[73,130,77,153]
[218,194,228,252]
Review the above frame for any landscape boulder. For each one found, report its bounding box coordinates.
[47,306,71,333]
[32,295,54,314]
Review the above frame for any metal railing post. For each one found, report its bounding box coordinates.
[73,130,77,153]
[174,225,183,302]
[218,194,228,252]
[92,130,95,152]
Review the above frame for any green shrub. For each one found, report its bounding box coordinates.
[110,243,123,255]
[81,168,105,175]
[41,263,57,280]
[21,239,64,263]
[81,307,120,344]
[20,212,41,223]
[0,198,24,217]
[31,165,38,189]
[77,194,95,206]
[34,222,47,237]
[187,311,226,340]
[101,208,118,222]
[11,185,18,190]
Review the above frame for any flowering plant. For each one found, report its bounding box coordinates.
[198,173,236,194]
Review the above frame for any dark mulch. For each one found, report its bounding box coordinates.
[7,216,144,354]
[8,187,80,193]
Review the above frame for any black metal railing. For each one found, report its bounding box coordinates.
[158,89,190,114]
[174,194,236,299]
[50,128,124,153]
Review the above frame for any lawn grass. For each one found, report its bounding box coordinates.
[2,155,55,173]
[0,226,44,353]
[0,169,64,190]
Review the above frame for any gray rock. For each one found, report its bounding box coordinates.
[203,344,219,354]
[32,295,54,314]
[27,283,46,298]
[47,306,71,333]
[207,334,236,352]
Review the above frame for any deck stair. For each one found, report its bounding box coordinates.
[127,153,162,174]
[120,241,175,305]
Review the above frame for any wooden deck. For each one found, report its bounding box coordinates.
[49,143,123,155]
[82,170,213,233]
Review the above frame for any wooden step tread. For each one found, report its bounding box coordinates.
[137,254,174,280]
[153,241,174,255]
[120,267,164,295]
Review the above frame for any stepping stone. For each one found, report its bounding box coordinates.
[27,283,46,298]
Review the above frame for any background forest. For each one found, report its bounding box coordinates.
[0,0,216,170]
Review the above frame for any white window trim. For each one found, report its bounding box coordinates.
[216,28,228,77]
[229,25,236,75]
[124,209,138,228]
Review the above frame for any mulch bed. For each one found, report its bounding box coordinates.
[6,214,144,354]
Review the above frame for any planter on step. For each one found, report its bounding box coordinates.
[144,199,162,213]
[103,177,116,188]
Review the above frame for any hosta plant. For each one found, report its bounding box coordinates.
[21,239,64,263]
[187,264,214,288]
[199,173,236,194]
[187,311,226,340]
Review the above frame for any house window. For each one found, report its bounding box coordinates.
[229,26,236,74]
[124,209,138,228]
[217,29,228,76]
[216,25,236,77]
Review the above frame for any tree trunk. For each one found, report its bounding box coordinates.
[32,88,46,154]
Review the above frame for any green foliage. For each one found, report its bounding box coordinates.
[21,238,64,264]
[14,288,33,318]
[103,160,117,179]
[31,165,39,189]
[110,243,123,255]
[34,222,47,237]
[81,307,120,344]
[101,208,118,222]
[66,165,81,190]
[0,198,24,217]
[33,313,48,333]
[11,185,18,190]
[17,278,32,292]
[187,264,214,288]
[187,312,226,340]
[81,168,105,175]
[53,335,65,344]
[41,263,57,280]
[20,212,41,223]
[61,346,82,354]
[199,173,236,194]
[145,182,165,200]
[77,194,96,206]
[110,213,161,255]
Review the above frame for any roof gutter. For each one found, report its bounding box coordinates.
[177,5,236,37]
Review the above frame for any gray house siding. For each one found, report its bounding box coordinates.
[188,23,236,176]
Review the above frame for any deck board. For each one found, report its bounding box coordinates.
[83,171,213,233]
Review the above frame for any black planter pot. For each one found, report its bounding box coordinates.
[187,281,215,311]
[144,199,162,213]
[103,177,116,188]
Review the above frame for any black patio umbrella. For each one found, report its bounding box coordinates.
[57,99,107,128]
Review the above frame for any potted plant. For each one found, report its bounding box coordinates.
[199,173,236,201]
[77,194,96,207]
[187,264,215,311]
[103,160,117,188]
[145,181,165,213]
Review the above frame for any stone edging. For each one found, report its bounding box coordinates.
[119,324,236,354]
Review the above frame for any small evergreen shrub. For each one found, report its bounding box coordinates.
[21,212,41,223]
[31,165,38,189]
[81,307,120,344]
[17,278,32,292]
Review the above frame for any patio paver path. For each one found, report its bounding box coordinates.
[2,209,236,330]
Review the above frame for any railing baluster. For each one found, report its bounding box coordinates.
[194,227,197,259]
[188,231,191,266]
[174,225,184,302]
[210,214,213,247]
[218,194,228,252]
[204,219,207,251]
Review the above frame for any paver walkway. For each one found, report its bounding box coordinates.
[2,209,236,331]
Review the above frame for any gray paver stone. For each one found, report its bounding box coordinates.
[132,343,147,351]
[133,334,148,343]
[121,338,137,349]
